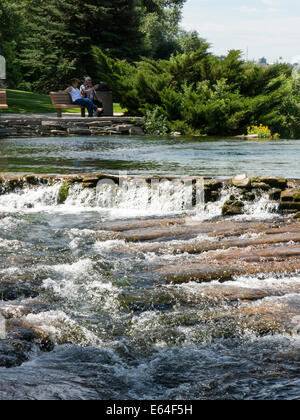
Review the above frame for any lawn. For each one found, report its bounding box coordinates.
[0,89,126,115]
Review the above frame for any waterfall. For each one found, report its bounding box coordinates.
[0,178,281,220]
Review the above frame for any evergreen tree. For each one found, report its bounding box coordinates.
[93,48,300,138]
[0,0,26,88]
[21,0,79,92]
[0,1,24,45]
[21,0,145,92]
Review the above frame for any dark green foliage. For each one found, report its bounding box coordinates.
[20,0,145,92]
[141,0,188,59]
[93,48,300,138]
[0,0,25,45]
[0,1,26,88]
[1,42,23,89]
[21,0,80,92]
[1,0,189,92]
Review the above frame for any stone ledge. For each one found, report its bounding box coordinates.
[1,174,300,213]
[0,115,145,138]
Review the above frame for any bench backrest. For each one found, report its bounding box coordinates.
[50,91,73,106]
[0,90,7,105]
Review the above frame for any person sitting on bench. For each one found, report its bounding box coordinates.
[64,78,103,117]
[80,77,104,117]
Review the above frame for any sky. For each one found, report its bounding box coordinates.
[181,0,300,63]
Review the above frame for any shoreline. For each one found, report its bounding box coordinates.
[0,115,145,138]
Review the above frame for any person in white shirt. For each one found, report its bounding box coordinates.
[64,78,103,117]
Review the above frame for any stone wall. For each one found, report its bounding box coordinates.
[0,116,145,138]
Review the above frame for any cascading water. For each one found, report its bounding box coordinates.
[0,180,281,219]
[0,177,299,400]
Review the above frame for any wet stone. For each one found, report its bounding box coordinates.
[269,188,282,201]
[242,191,256,201]
[251,182,271,191]
[68,128,92,135]
[0,320,55,368]
[222,200,245,216]
[0,341,30,368]
[0,283,39,301]
[232,174,251,188]
[259,177,287,190]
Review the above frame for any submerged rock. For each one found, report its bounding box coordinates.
[242,191,256,201]
[251,182,271,191]
[222,200,245,216]
[0,283,38,301]
[58,181,69,204]
[204,180,223,202]
[280,188,300,212]
[269,188,282,201]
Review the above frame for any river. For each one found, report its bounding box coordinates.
[0,136,299,400]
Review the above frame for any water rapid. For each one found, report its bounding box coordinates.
[0,179,299,400]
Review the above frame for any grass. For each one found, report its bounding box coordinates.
[0,89,126,115]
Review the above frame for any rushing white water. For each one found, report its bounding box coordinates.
[0,180,281,220]
[0,178,298,400]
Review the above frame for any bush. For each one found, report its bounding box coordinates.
[93,48,300,138]
[144,107,169,136]
[247,124,272,138]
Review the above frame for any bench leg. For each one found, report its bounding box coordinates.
[57,109,62,118]
[81,107,85,118]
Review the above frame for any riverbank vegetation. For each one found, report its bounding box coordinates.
[0,0,194,91]
[1,0,300,137]
[94,48,300,138]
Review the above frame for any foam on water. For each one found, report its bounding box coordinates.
[23,310,101,347]
[229,272,300,289]
[0,180,283,222]
[0,179,299,400]
[0,184,61,213]
[236,193,279,220]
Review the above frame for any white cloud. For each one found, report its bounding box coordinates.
[235,6,258,13]
[182,0,300,63]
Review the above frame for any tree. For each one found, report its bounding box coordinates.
[177,31,210,54]
[0,0,26,88]
[21,0,145,92]
[93,48,300,138]
[1,42,23,89]
[21,0,79,92]
[140,0,188,59]
[0,1,25,45]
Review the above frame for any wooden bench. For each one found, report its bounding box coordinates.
[0,90,8,109]
[50,91,86,118]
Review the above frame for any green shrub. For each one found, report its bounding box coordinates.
[144,107,169,136]
[93,48,300,138]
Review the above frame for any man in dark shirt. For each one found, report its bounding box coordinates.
[80,77,104,116]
